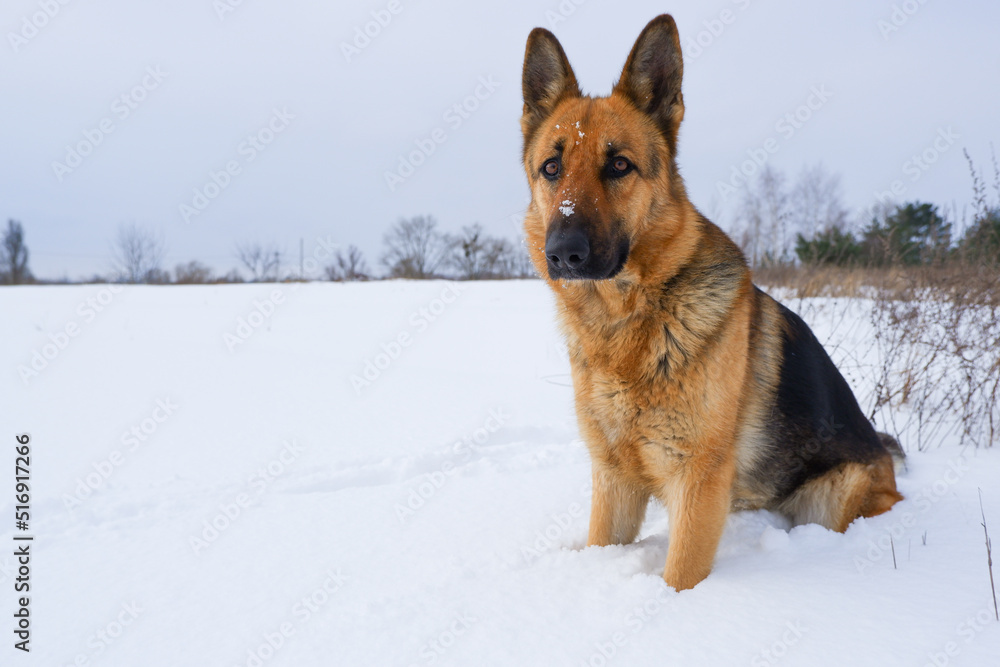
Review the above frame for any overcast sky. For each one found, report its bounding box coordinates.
[2,0,998,279]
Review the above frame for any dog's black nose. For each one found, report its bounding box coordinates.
[546,229,590,270]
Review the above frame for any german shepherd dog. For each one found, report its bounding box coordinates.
[520,15,904,591]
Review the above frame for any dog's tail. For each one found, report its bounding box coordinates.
[877,432,906,475]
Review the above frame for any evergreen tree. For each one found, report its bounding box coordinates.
[1,219,32,284]
[959,207,1000,265]
[795,226,861,266]
[861,202,951,266]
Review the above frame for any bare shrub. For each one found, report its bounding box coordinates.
[215,269,244,283]
[868,267,1000,450]
[325,245,370,281]
[175,261,214,284]
[235,242,280,281]
[756,265,1000,451]
[145,267,172,284]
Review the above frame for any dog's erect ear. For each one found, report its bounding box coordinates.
[614,15,685,152]
[521,28,580,142]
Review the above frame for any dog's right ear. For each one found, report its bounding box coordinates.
[521,28,580,142]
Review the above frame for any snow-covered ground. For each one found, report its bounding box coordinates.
[2,281,999,666]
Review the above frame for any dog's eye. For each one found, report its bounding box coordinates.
[542,159,560,180]
[608,157,633,178]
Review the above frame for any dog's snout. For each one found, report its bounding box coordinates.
[546,229,590,270]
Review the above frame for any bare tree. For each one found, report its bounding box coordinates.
[1,219,31,284]
[760,167,792,265]
[444,225,539,279]
[507,239,539,278]
[739,166,793,267]
[790,163,848,238]
[174,260,214,284]
[447,224,498,279]
[381,215,448,279]
[234,242,281,281]
[111,222,165,283]
[484,237,518,278]
[484,237,531,279]
[145,267,172,284]
[485,236,542,279]
[324,245,370,281]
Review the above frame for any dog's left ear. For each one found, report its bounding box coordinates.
[614,15,685,153]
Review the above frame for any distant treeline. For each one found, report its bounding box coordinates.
[731,149,1000,269]
[0,216,535,285]
[3,148,999,285]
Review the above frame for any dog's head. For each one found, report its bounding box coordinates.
[521,15,687,281]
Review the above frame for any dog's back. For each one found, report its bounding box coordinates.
[734,283,904,528]
[628,214,903,528]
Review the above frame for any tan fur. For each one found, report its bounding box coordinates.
[778,455,904,532]
[520,16,902,590]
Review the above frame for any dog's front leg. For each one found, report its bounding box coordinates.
[587,460,650,546]
[660,451,734,591]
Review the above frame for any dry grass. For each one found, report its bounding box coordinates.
[753,265,879,299]
[755,264,1000,450]
[753,264,1000,303]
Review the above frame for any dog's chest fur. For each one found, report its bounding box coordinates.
[553,245,755,488]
